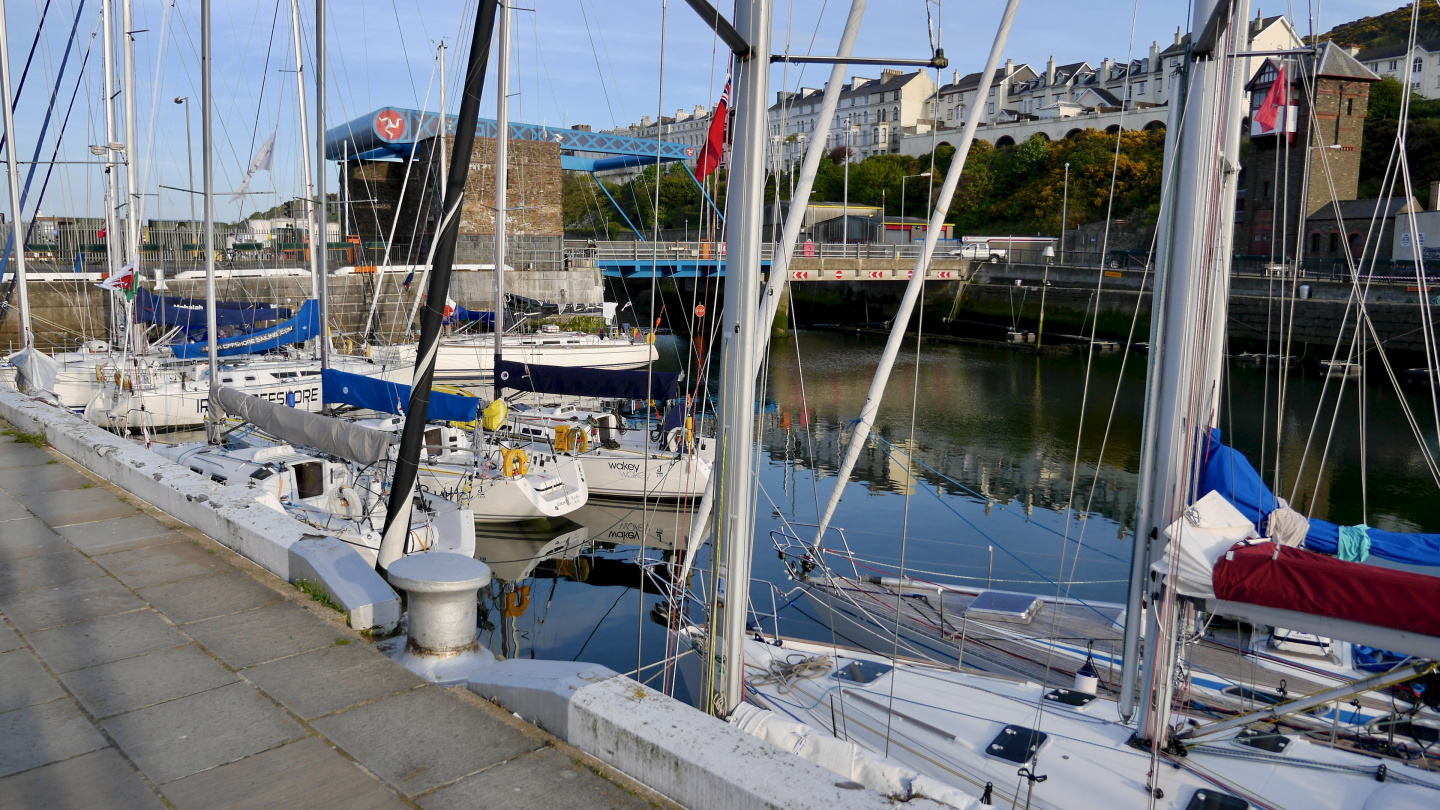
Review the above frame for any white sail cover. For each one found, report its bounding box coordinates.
[6,348,57,396]
[1153,490,1263,598]
[214,385,393,466]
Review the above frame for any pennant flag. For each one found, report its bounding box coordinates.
[1253,66,1292,135]
[696,78,730,182]
[97,261,137,300]
[230,130,277,203]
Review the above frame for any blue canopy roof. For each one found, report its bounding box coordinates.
[1199,428,1440,567]
[496,359,679,401]
[322,368,481,423]
[170,300,319,359]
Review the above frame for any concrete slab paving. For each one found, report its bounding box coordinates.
[138,570,282,624]
[20,487,140,527]
[0,648,67,712]
[0,618,20,652]
[96,540,232,590]
[0,420,677,809]
[0,488,32,520]
[19,481,141,527]
[160,736,410,810]
[0,462,93,495]
[243,641,425,719]
[0,549,107,597]
[25,609,189,673]
[100,681,306,785]
[0,575,146,632]
[0,698,108,778]
[0,747,166,810]
[0,440,57,468]
[59,644,239,720]
[185,602,347,668]
[0,516,71,562]
[56,515,180,555]
[417,746,654,810]
[312,685,541,797]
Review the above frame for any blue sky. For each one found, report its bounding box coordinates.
[0,0,1400,222]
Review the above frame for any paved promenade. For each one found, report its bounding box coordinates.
[0,423,668,809]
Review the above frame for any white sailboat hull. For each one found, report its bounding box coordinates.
[369,334,658,382]
[578,450,711,500]
[414,456,589,522]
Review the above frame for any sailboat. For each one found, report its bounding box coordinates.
[672,0,1440,806]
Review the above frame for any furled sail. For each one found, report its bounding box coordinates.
[1199,428,1440,567]
[496,359,679,401]
[170,300,320,359]
[214,385,393,465]
[321,368,481,423]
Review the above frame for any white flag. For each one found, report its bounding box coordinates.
[230,131,277,203]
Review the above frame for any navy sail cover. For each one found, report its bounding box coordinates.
[496,359,679,401]
[170,300,319,359]
[1199,427,1440,567]
[137,288,291,330]
[322,368,481,423]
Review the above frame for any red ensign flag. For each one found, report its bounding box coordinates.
[1253,66,1288,133]
[696,79,730,181]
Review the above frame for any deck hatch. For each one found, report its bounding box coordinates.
[965,590,1043,624]
[984,724,1047,764]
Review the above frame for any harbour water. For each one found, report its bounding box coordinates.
[472,330,1440,692]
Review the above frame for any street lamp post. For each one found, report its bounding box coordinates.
[1059,161,1070,266]
[174,97,194,228]
[900,171,932,244]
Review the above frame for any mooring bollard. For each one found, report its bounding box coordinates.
[386,553,492,656]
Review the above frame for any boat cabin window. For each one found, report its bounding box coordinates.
[293,461,324,500]
[831,660,893,686]
[984,725,1047,764]
[424,428,443,456]
[1220,686,1283,706]
[221,377,234,383]
[244,375,257,382]
[248,467,275,480]
[1183,789,1249,810]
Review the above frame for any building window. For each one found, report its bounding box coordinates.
[1415,57,1425,73]
[1347,97,1354,115]
[1389,59,1398,71]
[957,93,964,103]
[987,102,995,114]
[989,87,995,97]
[1262,180,1271,198]
[1137,81,1147,95]
[1329,232,1339,252]
[1310,232,1320,252]
[893,106,899,122]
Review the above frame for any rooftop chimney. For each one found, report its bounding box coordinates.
[1431,180,1440,212]
[1005,58,1015,76]
[1174,26,1183,46]
[1046,56,1056,86]
[641,115,652,127]
[952,69,960,85]
[1149,41,1160,71]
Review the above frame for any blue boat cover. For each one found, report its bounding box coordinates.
[322,368,481,423]
[1199,428,1440,567]
[496,359,679,401]
[449,305,493,326]
[137,288,291,330]
[170,300,320,359]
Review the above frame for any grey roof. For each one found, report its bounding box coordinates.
[940,64,1037,94]
[772,70,930,112]
[1078,86,1124,108]
[1161,15,1289,58]
[1355,38,1440,62]
[1307,41,1382,81]
[1306,196,1416,222]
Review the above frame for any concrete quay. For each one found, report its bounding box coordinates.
[0,424,670,810]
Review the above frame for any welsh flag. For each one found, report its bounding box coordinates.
[696,77,730,181]
[97,261,136,300]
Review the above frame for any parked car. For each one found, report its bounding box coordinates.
[947,243,1005,262]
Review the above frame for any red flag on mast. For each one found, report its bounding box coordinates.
[1253,65,1288,134]
[696,78,731,182]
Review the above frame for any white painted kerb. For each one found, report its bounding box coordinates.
[0,387,399,631]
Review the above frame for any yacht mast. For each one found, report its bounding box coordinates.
[708,0,771,718]
[0,0,29,349]
[377,0,501,569]
[1123,0,1248,736]
[121,0,139,353]
[810,0,1020,549]
[202,0,219,442]
[438,41,448,200]
[313,0,329,372]
[289,0,320,305]
[492,1,510,400]
[100,0,121,307]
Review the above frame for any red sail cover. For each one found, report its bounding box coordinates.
[1214,543,1440,637]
